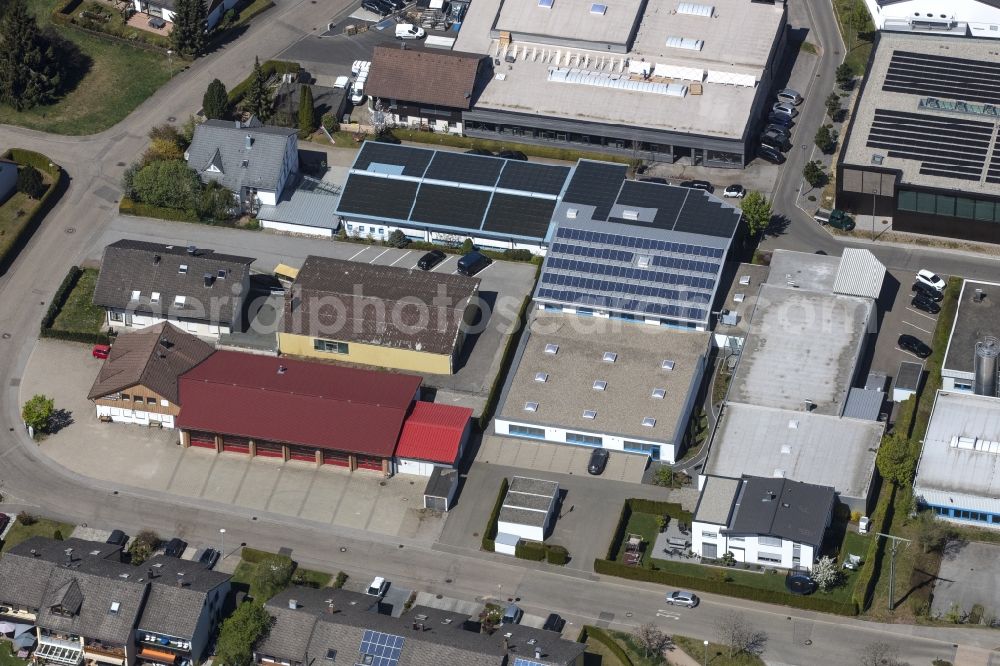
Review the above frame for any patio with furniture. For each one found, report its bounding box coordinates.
[654,518,698,561]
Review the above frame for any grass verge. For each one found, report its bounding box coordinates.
[1,515,75,552]
[0,642,28,666]
[390,128,635,165]
[831,0,875,76]
[51,268,104,335]
[674,636,764,665]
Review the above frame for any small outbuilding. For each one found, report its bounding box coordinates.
[495,476,559,554]
[894,361,924,403]
[423,467,459,512]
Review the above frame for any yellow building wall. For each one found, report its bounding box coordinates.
[277,333,454,374]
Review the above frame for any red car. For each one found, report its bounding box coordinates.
[92,344,111,359]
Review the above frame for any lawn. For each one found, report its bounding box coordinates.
[1,516,74,552]
[615,512,661,566]
[831,0,875,76]
[0,0,173,135]
[674,636,764,666]
[51,268,104,335]
[389,128,635,165]
[0,191,44,262]
[0,642,28,666]
[231,551,334,602]
[583,637,627,666]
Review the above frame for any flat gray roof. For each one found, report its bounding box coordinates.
[715,263,770,339]
[727,284,874,415]
[914,391,1000,497]
[455,0,784,138]
[943,280,1000,376]
[766,250,841,293]
[896,361,924,391]
[706,403,883,502]
[498,506,548,527]
[504,490,554,512]
[257,177,341,229]
[693,475,740,526]
[842,32,1000,195]
[498,310,709,442]
[493,0,644,48]
[509,475,559,497]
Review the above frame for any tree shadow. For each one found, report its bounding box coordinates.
[202,24,251,56]
[48,408,74,434]
[764,213,790,238]
[45,29,94,101]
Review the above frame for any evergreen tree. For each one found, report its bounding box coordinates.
[297,84,316,138]
[244,57,273,121]
[202,78,229,119]
[170,0,207,57]
[16,165,45,198]
[0,0,63,110]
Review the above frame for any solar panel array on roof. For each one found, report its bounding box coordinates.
[410,184,491,229]
[338,175,420,219]
[483,194,559,236]
[498,161,570,195]
[866,109,993,181]
[424,151,505,186]
[353,142,433,177]
[562,161,628,219]
[358,630,404,666]
[884,50,1000,106]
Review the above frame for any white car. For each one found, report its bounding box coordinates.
[333,75,350,89]
[916,269,945,292]
[350,80,365,105]
[366,576,389,596]
[394,23,425,39]
[771,102,799,118]
[723,184,746,198]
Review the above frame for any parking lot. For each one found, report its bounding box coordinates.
[932,540,1000,622]
[476,435,648,484]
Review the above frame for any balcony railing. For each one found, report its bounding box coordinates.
[85,644,127,659]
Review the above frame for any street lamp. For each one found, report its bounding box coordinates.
[219,528,226,559]
[871,186,878,241]
[703,639,709,665]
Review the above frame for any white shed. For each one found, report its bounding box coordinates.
[495,476,559,553]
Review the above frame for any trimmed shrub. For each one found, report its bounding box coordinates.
[545,544,569,565]
[240,546,280,564]
[333,571,348,589]
[501,248,533,262]
[0,150,64,270]
[38,265,110,344]
[228,60,300,105]
[481,478,510,552]
[580,626,633,666]
[606,502,633,560]
[119,197,200,223]
[515,540,546,561]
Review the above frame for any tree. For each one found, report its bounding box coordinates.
[132,160,202,210]
[715,611,767,659]
[215,602,273,666]
[170,0,207,57]
[22,394,54,433]
[202,78,229,120]
[740,190,772,238]
[386,229,408,248]
[825,92,841,120]
[250,556,294,601]
[915,510,952,554]
[298,84,316,138]
[836,62,854,89]
[129,529,160,565]
[121,162,140,200]
[633,623,672,659]
[0,0,64,110]
[460,237,475,254]
[16,165,45,198]
[197,180,235,221]
[244,56,274,121]
[859,642,910,666]
[810,556,842,591]
[815,124,837,153]
[803,160,827,188]
[876,432,915,487]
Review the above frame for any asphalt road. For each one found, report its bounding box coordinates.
[1,0,1000,663]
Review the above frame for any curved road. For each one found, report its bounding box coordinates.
[0,1,998,664]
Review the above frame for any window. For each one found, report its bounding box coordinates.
[582,409,597,419]
[976,199,995,222]
[160,399,169,407]
[134,396,143,404]
[534,372,548,382]
[146,397,156,405]
[661,360,675,371]
[916,192,936,214]
[174,295,186,307]
[121,393,130,402]
[508,424,545,439]
[566,432,603,446]
[651,388,666,399]
[641,417,656,427]
[324,649,337,661]
[602,351,617,363]
[109,312,124,323]
[758,535,782,547]
[130,290,141,301]
[593,380,608,391]
[936,195,955,217]
[757,552,782,564]
[524,402,539,412]
[313,339,349,354]
[179,264,188,274]
[898,190,916,211]
[544,343,559,354]
[701,531,716,538]
[956,197,976,219]
[729,535,744,542]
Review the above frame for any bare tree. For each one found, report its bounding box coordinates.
[368,99,394,136]
[811,556,842,591]
[715,611,768,659]
[859,642,910,666]
[633,623,672,658]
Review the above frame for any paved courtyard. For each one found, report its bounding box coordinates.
[932,540,1000,622]
[477,435,648,483]
[21,339,445,544]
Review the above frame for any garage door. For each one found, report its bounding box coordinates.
[289,445,316,462]
[255,440,283,459]
[398,459,434,476]
[322,450,349,467]
[221,435,251,454]
[356,454,383,471]
[189,431,216,449]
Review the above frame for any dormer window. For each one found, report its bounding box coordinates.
[130,290,141,301]
[174,295,186,307]
[150,292,160,303]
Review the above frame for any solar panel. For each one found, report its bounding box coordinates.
[424,151,504,186]
[513,659,547,666]
[884,50,1000,106]
[497,161,571,195]
[410,184,491,229]
[354,142,432,177]
[562,161,629,219]
[337,175,419,219]
[483,194,558,237]
[358,630,405,666]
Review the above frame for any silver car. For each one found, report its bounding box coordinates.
[665,590,700,608]
[776,88,803,105]
[771,102,799,118]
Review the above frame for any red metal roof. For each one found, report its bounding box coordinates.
[395,401,472,464]
[177,351,422,457]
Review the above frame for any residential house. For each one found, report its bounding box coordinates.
[278,255,481,374]
[92,240,255,339]
[366,45,488,134]
[0,158,17,205]
[185,119,298,215]
[88,322,215,429]
[692,476,836,571]
[132,0,240,30]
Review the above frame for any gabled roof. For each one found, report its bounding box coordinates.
[177,351,422,457]
[395,402,472,464]
[186,120,297,193]
[49,579,84,614]
[367,45,485,110]
[88,322,215,403]
[92,240,255,327]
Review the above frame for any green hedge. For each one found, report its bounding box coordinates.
[229,60,300,105]
[119,197,200,223]
[545,544,569,565]
[606,502,633,560]
[51,0,170,52]
[594,558,858,616]
[0,149,66,271]
[481,478,510,552]
[516,540,546,561]
[580,626,634,666]
[605,499,693,560]
[4,149,61,177]
[39,266,111,344]
[234,0,274,26]
[333,571,348,589]
[478,292,533,431]
[240,546,291,564]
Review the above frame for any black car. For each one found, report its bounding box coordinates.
[912,281,944,302]
[457,251,491,276]
[542,613,566,633]
[638,177,669,184]
[499,150,528,161]
[587,448,609,475]
[763,124,791,139]
[385,0,406,9]
[361,0,392,15]
[417,250,446,270]
[757,145,786,164]
[760,131,792,152]
[767,112,794,128]
[899,334,933,359]
[106,529,127,546]
[680,180,713,192]
[0,513,9,536]
[164,537,188,558]
[465,148,494,156]
[199,548,221,569]
[911,294,941,315]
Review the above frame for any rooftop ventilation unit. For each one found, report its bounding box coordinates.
[666,36,704,51]
[186,245,197,255]
[277,365,288,375]
[871,154,885,165]
[153,254,161,265]
[603,351,617,363]
[179,264,188,274]
[773,469,786,478]
[733,293,745,303]
[593,380,608,391]
[203,273,214,288]
[538,0,553,7]
[150,292,160,303]
[661,360,675,371]
[524,401,539,412]
[110,602,120,613]
[544,343,559,354]
[651,388,665,399]
[622,209,640,220]
[534,372,549,382]
[780,444,792,454]
[590,3,606,14]
[642,417,656,427]
[739,275,751,285]
[582,409,597,419]
[787,419,799,429]
[677,2,713,17]
[566,208,578,219]
[637,255,651,268]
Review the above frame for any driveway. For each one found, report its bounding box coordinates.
[20,339,445,544]
[476,435,648,483]
[931,540,1000,622]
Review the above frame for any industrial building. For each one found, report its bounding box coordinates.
[453,0,788,167]
[914,391,1000,526]
[837,32,1000,244]
[942,280,1000,395]
[494,476,560,555]
[862,0,1000,38]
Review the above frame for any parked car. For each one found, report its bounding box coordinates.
[198,548,221,569]
[92,344,111,359]
[916,269,946,292]
[542,613,566,632]
[0,513,10,536]
[679,180,713,192]
[767,112,794,128]
[366,576,390,596]
[394,23,425,39]
[164,538,187,558]
[457,251,491,276]
[764,124,791,140]
[722,184,746,198]
[912,281,944,302]
[898,334,933,359]
[756,145,785,164]
[350,80,365,105]
[638,177,669,184]
[665,591,699,608]
[771,102,799,118]
[501,603,523,625]
[333,75,350,89]
[465,148,494,156]
[587,448,610,475]
[826,209,855,231]
[417,250,446,270]
[361,0,392,14]
[499,150,528,161]
[911,294,941,315]
[858,516,871,534]
[776,88,804,105]
[760,131,792,153]
[106,529,127,546]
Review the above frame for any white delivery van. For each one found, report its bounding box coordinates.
[351,80,365,105]
[395,23,425,39]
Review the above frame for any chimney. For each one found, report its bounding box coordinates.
[246,133,253,150]
[234,119,241,129]
[153,254,161,265]
[412,621,419,631]
[418,623,424,631]
[186,245,197,255]
[288,599,298,610]
[277,365,287,375]
[502,638,509,651]
[204,273,214,288]
[30,549,38,557]
[148,568,157,579]
[534,648,542,660]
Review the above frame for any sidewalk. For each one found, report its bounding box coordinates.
[666,645,702,666]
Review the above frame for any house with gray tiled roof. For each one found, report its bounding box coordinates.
[0,537,230,666]
[185,119,299,215]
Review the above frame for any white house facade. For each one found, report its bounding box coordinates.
[863,0,1000,37]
